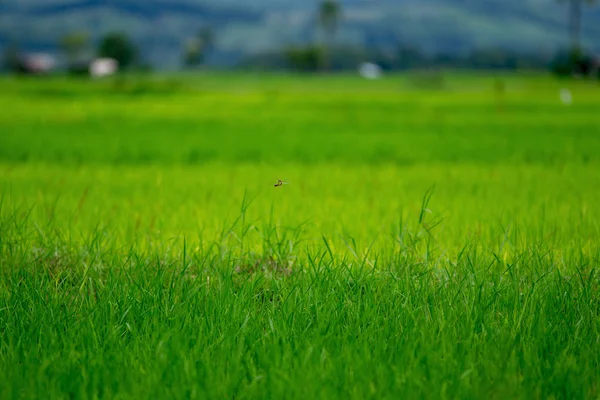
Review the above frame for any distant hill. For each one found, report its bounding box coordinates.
[1,0,599,69]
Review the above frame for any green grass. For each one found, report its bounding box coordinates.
[1,72,599,399]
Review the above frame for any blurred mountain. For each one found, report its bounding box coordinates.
[1,0,599,68]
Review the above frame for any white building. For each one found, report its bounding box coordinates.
[89,58,118,78]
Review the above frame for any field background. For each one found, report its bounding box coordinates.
[3,0,600,68]
[1,72,599,399]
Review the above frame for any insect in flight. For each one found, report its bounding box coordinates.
[274,178,289,187]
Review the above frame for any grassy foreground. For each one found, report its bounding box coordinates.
[1,73,599,399]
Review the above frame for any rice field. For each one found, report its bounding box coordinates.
[1,72,599,399]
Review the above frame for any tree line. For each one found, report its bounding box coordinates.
[2,0,598,77]
[249,0,599,77]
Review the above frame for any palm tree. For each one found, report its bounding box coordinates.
[318,0,341,70]
[560,0,596,56]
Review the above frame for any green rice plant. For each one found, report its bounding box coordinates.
[0,73,599,399]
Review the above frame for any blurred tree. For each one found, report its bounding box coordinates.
[199,27,214,51]
[183,26,213,68]
[318,0,341,70]
[396,45,428,69]
[559,0,597,61]
[98,32,137,69]
[183,38,203,67]
[2,42,21,73]
[60,31,90,61]
[285,45,323,71]
[60,31,91,75]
